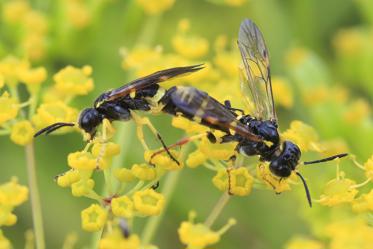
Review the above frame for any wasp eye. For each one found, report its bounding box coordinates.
[78,108,102,135]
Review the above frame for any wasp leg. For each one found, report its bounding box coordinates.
[224,100,245,115]
[150,133,207,163]
[95,120,111,170]
[226,155,238,195]
[258,164,277,191]
[130,111,179,165]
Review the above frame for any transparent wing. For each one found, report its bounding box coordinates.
[238,19,277,121]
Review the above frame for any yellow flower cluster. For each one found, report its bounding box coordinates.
[178,211,236,249]
[54,65,94,96]
[281,120,320,152]
[0,178,28,226]
[0,178,28,247]
[3,0,48,61]
[319,174,358,206]
[99,230,141,249]
[136,0,175,15]
[80,188,165,232]
[66,0,92,29]
[285,236,324,249]
[0,54,95,146]
[172,19,209,60]
[212,167,254,196]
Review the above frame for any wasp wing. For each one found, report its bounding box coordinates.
[171,86,262,142]
[104,64,203,103]
[238,19,277,121]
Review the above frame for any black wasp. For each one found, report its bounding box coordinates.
[153,19,347,207]
[34,65,204,164]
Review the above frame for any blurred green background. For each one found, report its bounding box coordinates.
[0,0,372,248]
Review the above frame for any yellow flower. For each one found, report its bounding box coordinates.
[56,170,81,188]
[111,196,134,218]
[343,99,370,124]
[66,0,91,28]
[81,204,107,232]
[19,66,47,87]
[172,20,209,59]
[285,47,310,67]
[285,236,324,249]
[352,189,373,213]
[363,155,373,180]
[229,167,254,196]
[317,139,349,157]
[21,34,47,61]
[325,219,373,249]
[333,29,365,56]
[23,10,48,35]
[121,46,162,70]
[91,142,121,158]
[2,0,30,24]
[0,74,4,88]
[256,163,292,193]
[198,138,237,161]
[32,101,78,131]
[99,231,141,249]
[171,116,208,134]
[68,151,97,170]
[53,65,94,95]
[178,211,236,249]
[272,77,293,108]
[71,178,95,197]
[133,189,165,216]
[224,0,247,6]
[0,92,19,125]
[136,0,175,15]
[0,230,11,249]
[212,169,229,192]
[186,150,207,168]
[114,168,135,182]
[131,164,157,181]
[10,121,35,146]
[0,56,30,85]
[319,174,358,206]
[1,213,17,227]
[281,121,319,152]
[0,178,28,207]
[150,152,182,171]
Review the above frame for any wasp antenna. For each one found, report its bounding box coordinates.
[296,172,312,208]
[34,122,75,138]
[304,153,348,165]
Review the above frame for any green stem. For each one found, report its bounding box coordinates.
[141,170,181,245]
[204,193,231,228]
[136,14,162,46]
[25,142,45,249]
[141,143,191,244]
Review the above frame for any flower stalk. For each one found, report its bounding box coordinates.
[25,142,45,249]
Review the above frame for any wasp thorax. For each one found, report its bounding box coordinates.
[248,119,279,145]
[78,108,103,136]
[269,141,301,177]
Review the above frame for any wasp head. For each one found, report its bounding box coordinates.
[78,108,103,139]
[269,140,301,177]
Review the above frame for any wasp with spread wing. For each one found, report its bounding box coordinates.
[154,19,347,207]
[34,65,204,164]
